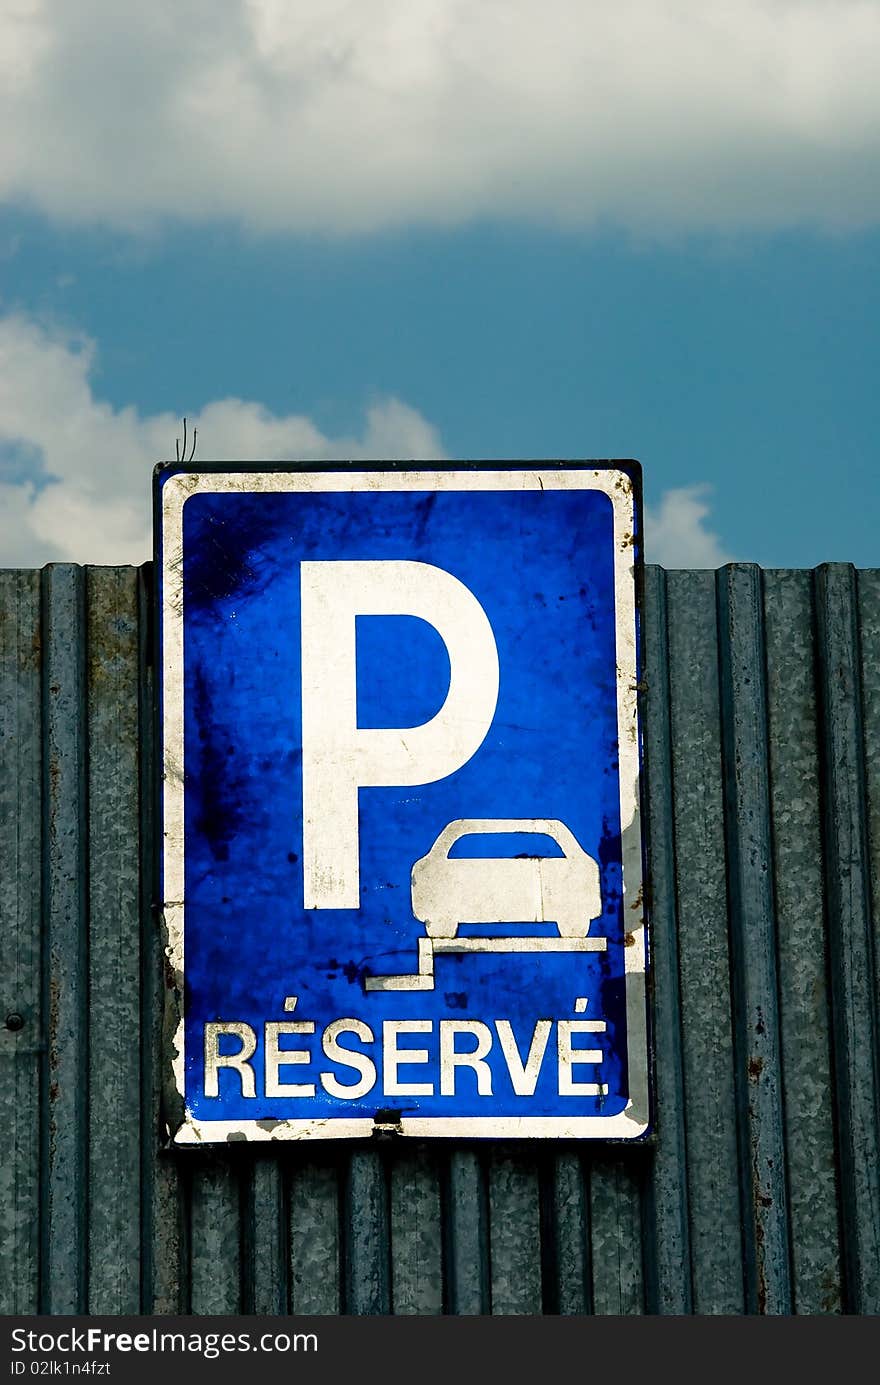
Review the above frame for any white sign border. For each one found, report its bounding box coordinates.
[159,465,650,1144]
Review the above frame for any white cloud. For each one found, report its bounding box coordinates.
[0,312,732,569]
[1,1,879,235]
[0,313,446,566]
[644,484,734,568]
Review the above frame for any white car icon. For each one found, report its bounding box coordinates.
[411,818,602,940]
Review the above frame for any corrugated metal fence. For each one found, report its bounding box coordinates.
[1,562,879,1315]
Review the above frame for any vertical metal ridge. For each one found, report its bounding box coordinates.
[546,1152,591,1315]
[289,1156,342,1313]
[137,563,184,1313]
[487,1148,543,1313]
[588,1154,646,1314]
[390,1147,443,1314]
[857,570,880,1195]
[247,1158,288,1314]
[0,570,42,1314]
[188,1154,243,1313]
[814,563,880,1312]
[666,569,743,1313]
[40,564,89,1314]
[717,563,792,1314]
[445,1149,489,1314]
[764,570,842,1313]
[86,566,142,1313]
[343,1148,390,1313]
[641,564,692,1314]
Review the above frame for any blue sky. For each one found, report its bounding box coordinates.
[1,1,878,568]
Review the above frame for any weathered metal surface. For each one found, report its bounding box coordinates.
[157,465,649,1145]
[717,566,791,1313]
[87,568,142,1313]
[814,566,880,1312]
[589,1156,645,1314]
[666,569,743,1313]
[344,1150,389,1314]
[390,1149,444,1314]
[641,567,691,1315]
[249,1159,286,1315]
[43,565,88,1314]
[549,1152,589,1314]
[0,571,42,1315]
[488,1151,542,1313]
[446,1150,488,1314]
[764,571,840,1313]
[290,1159,341,1313]
[1,559,879,1314]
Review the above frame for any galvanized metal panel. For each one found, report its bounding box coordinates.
[2,560,880,1315]
[548,1152,590,1315]
[641,565,691,1315]
[189,1157,242,1314]
[814,565,880,1313]
[445,1149,489,1314]
[0,571,42,1315]
[589,1155,645,1314]
[42,564,89,1315]
[289,1158,341,1314]
[857,568,880,1298]
[764,570,841,1314]
[86,567,143,1313]
[248,1159,287,1315]
[137,558,184,1316]
[859,571,880,1051]
[717,565,792,1313]
[344,1150,390,1314]
[666,569,744,1313]
[487,1150,543,1314]
[390,1149,444,1314]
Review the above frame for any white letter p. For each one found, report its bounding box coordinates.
[300,560,499,909]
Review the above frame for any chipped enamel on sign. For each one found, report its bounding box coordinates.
[156,464,650,1142]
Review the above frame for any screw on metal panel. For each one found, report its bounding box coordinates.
[5,1013,24,1032]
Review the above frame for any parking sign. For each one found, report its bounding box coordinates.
[156,463,650,1141]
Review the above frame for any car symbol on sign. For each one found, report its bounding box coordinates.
[411,818,603,940]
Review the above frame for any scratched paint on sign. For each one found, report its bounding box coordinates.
[156,465,650,1141]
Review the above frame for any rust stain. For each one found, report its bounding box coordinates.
[821,1270,841,1313]
[48,973,59,1069]
[753,1192,768,1313]
[624,931,636,947]
[748,1055,764,1082]
[756,1262,768,1315]
[47,974,60,1157]
[26,620,42,669]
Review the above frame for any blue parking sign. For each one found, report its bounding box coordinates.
[156,464,650,1141]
